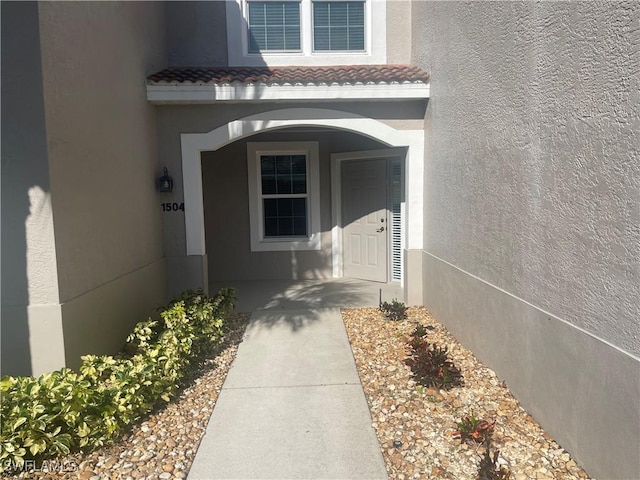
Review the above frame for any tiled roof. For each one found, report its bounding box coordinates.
[147,65,429,86]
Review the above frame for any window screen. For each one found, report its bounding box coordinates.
[313,1,365,51]
[248,1,301,52]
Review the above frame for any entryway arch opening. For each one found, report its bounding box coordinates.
[181,108,424,294]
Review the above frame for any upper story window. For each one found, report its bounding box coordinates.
[313,1,365,51]
[227,0,386,66]
[248,2,301,52]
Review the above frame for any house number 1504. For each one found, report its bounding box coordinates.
[161,202,185,212]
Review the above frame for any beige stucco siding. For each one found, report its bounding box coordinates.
[167,1,228,67]
[61,259,166,370]
[386,0,411,64]
[8,1,170,372]
[414,1,639,358]
[412,3,639,479]
[38,2,167,304]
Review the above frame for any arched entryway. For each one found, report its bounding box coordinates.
[180,108,424,303]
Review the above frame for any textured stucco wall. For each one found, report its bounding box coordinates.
[166,1,228,67]
[202,130,384,282]
[386,0,411,64]
[2,2,171,370]
[414,1,639,357]
[38,1,168,303]
[412,2,639,479]
[61,259,166,370]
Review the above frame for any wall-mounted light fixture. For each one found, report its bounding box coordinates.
[158,167,174,193]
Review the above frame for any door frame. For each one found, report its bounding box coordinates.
[331,147,406,285]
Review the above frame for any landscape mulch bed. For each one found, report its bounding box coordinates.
[342,306,593,480]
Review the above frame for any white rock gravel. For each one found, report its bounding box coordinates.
[342,306,594,480]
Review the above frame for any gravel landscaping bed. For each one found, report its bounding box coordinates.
[5,306,594,480]
[342,306,593,480]
[4,313,250,480]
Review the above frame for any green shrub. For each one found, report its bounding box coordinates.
[0,288,235,472]
[379,298,408,321]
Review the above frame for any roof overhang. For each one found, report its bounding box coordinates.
[146,82,430,104]
[146,65,430,104]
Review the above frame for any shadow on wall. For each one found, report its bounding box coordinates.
[0,1,47,376]
[0,190,32,377]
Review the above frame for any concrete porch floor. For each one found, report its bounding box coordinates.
[208,278,404,312]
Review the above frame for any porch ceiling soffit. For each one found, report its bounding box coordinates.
[146,65,430,104]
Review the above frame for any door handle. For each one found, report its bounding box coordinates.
[376,227,385,233]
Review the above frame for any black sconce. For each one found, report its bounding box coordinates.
[158,167,174,193]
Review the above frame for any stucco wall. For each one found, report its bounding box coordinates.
[38,1,167,303]
[27,2,169,369]
[202,129,384,282]
[166,1,228,67]
[1,2,65,376]
[386,0,411,64]
[412,2,639,479]
[414,1,639,357]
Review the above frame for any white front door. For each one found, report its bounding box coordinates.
[341,159,388,282]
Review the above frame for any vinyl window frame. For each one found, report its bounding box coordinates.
[247,142,321,251]
[246,1,302,53]
[311,1,366,52]
[226,0,386,66]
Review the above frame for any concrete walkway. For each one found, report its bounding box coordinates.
[188,280,401,480]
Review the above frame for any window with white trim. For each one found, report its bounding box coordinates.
[247,142,321,251]
[313,1,365,51]
[226,0,386,66]
[260,154,308,237]
[247,1,301,53]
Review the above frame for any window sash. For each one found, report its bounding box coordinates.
[260,153,309,238]
[263,198,308,237]
[312,1,365,51]
[248,1,302,52]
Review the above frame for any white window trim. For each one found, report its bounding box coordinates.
[311,0,366,53]
[226,0,386,66]
[247,141,321,251]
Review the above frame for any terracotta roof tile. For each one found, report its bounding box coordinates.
[147,65,429,86]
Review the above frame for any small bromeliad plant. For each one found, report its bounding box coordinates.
[379,298,408,321]
[0,288,236,473]
[453,411,495,443]
[405,323,463,389]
